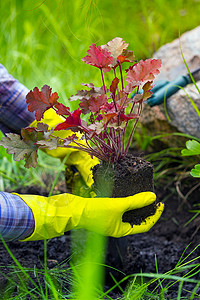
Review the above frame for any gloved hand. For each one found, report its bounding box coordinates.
[30,109,99,187]
[14,192,164,241]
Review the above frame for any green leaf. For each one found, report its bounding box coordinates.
[0,133,38,168]
[191,164,200,178]
[181,140,200,156]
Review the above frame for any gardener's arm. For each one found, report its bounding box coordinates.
[0,64,35,134]
[0,191,164,242]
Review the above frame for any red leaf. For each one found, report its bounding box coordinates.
[54,103,70,115]
[26,85,59,121]
[89,95,107,113]
[117,49,135,64]
[120,113,139,121]
[79,94,107,114]
[103,112,118,124]
[78,98,91,114]
[54,109,82,131]
[110,77,119,95]
[126,59,161,86]
[81,44,114,73]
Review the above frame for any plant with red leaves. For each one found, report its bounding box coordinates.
[0,37,161,167]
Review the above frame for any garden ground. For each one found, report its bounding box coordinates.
[1,173,200,299]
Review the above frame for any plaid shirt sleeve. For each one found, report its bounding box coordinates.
[0,64,35,134]
[0,192,35,241]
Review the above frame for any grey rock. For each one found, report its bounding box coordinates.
[153,26,200,81]
[167,83,200,139]
[140,26,200,141]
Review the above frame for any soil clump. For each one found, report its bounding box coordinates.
[92,154,156,226]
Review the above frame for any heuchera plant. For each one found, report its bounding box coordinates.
[0,38,161,167]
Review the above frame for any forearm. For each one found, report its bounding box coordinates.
[0,64,35,134]
[0,192,35,241]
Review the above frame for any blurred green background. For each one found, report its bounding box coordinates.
[1,0,200,99]
[1,0,200,191]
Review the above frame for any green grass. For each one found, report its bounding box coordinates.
[1,0,200,189]
[1,0,200,93]
[1,233,200,299]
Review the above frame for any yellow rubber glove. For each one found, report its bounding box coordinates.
[14,192,164,241]
[30,109,99,187]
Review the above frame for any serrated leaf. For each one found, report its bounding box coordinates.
[89,123,104,134]
[181,140,200,156]
[81,83,95,89]
[24,151,38,168]
[69,90,88,101]
[142,81,153,100]
[26,85,59,121]
[102,37,129,66]
[0,133,38,168]
[120,113,139,121]
[37,122,49,132]
[63,134,79,146]
[85,84,106,95]
[124,82,137,94]
[36,137,59,150]
[69,85,105,103]
[132,94,143,103]
[54,109,82,131]
[117,49,135,64]
[35,122,53,140]
[116,91,131,108]
[126,59,161,86]
[54,103,70,115]
[79,94,107,114]
[102,112,118,125]
[81,43,114,72]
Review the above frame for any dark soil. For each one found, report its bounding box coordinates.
[1,174,200,299]
[92,154,156,226]
[122,202,157,226]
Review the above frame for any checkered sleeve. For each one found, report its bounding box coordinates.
[0,192,35,241]
[0,64,35,134]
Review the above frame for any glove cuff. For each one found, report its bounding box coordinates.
[13,193,87,241]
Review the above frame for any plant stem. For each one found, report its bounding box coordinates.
[120,93,128,111]
[122,127,125,155]
[64,145,108,162]
[85,137,108,160]
[112,94,118,112]
[124,102,142,155]
[93,134,113,152]
[113,68,120,99]
[105,128,118,153]
[130,101,136,114]
[100,68,107,94]
[80,125,113,152]
[116,128,123,160]
[130,86,139,114]
[118,61,124,90]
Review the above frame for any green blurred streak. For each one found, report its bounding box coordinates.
[72,230,106,300]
